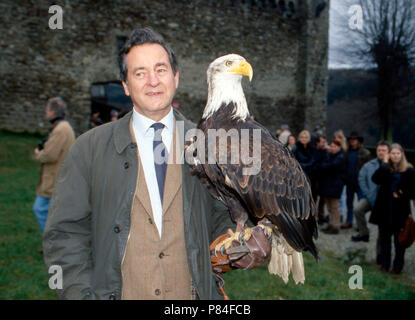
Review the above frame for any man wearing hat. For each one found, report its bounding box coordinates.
[341,131,371,229]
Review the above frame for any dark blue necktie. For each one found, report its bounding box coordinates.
[151,122,168,203]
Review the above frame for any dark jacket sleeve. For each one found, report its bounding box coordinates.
[398,168,415,199]
[320,152,344,172]
[43,134,95,300]
[208,197,236,243]
[372,162,389,185]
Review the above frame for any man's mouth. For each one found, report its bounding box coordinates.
[146,91,163,96]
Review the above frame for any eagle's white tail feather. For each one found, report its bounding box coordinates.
[267,232,305,284]
[291,251,305,284]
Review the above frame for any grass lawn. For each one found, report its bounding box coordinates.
[1,130,414,300]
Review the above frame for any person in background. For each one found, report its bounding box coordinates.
[278,124,291,145]
[352,141,390,242]
[314,134,328,224]
[33,97,75,232]
[110,109,119,122]
[285,134,296,151]
[89,111,103,128]
[342,131,371,229]
[310,125,323,146]
[318,140,346,234]
[292,130,315,181]
[333,129,348,222]
[370,143,414,274]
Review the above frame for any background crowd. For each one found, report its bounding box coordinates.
[276,124,415,275]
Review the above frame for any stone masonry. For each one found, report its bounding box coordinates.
[0,0,329,136]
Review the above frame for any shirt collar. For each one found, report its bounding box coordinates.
[132,106,174,137]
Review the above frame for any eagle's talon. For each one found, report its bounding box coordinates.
[214,230,240,253]
[242,227,252,241]
[258,224,273,238]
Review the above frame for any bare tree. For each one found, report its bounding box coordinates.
[333,0,415,141]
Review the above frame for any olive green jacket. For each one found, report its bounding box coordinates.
[43,110,235,300]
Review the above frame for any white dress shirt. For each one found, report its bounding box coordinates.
[132,107,174,238]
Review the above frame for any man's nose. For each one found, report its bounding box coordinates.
[147,71,160,86]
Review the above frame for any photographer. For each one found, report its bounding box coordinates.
[33,97,75,232]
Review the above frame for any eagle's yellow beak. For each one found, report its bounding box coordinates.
[229,61,253,82]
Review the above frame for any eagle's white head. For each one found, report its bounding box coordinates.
[202,54,253,120]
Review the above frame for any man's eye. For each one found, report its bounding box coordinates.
[157,68,167,73]
[136,72,144,78]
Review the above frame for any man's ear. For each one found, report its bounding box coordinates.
[122,81,130,96]
[174,70,179,89]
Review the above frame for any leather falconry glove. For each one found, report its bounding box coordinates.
[210,224,272,273]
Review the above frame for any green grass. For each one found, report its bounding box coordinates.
[0,130,414,300]
[224,251,415,300]
[0,131,57,300]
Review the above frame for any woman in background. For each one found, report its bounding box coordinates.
[333,130,348,222]
[370,143,414,274]
[285,134,296,151]
[292,130,315,180]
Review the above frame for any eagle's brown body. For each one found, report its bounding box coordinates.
[189,102,319,260]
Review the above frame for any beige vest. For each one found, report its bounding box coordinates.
[121,119,191,300]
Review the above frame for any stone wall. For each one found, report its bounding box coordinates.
[0,0,329,136]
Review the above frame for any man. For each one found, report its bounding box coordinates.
[318,140,346,234]
[33,97,75,232]
[310,125,323,146]
[341,131,371,229]
[43,27,270,300]
[278,124,291,145]
[352,141,390,242]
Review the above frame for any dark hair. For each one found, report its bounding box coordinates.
[47,97,67,118]
[376,140,391,151]
[119,27,178,82]
[316,134,327,144]
[331,140,341,147]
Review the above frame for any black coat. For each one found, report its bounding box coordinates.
[292,142,316,180]
[317,150,346,198]
[369,163,414,231]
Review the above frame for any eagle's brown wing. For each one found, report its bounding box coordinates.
[212,119,318,259]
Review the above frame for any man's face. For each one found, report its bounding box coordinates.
[122,43,179,120]
[45,105,55,120]
[376,145,389,161]
[349,138,359,149]
[316,138,327,150]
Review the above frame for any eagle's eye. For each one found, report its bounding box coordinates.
[225,60,233,67]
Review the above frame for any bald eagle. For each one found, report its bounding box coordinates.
[186,54,319,284]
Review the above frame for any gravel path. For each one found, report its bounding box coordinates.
[314,202,415,283]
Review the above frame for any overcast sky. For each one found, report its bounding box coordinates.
[329,0,368,69]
